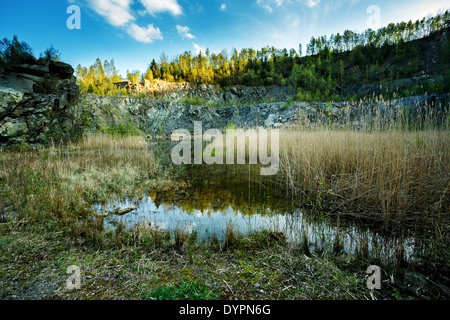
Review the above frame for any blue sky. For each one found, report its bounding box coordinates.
[1,0,448,78]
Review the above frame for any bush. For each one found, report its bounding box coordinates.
[180,96,206,105]
[0,35,34,66]
[100,121,142,137]
[264,77,274,86]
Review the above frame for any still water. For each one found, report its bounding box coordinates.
[94,162,425,265]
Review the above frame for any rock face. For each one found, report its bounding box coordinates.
[117,79,295,105]
[80,93,449,137]
[0,58,81,147]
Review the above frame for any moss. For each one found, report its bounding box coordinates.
[140,280,218,300]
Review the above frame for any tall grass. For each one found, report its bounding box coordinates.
[276,95,449,220]
[0,134,180,247]
[279,129,449,219]
[272,98,450,266]
[0,103,448,263]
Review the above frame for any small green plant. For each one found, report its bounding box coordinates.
[180,96,205,106]
[226,121,235,130]
[141,280,217,300]
[224,223,240,250]
[174,227,197,250]
[392,288,413,300]
[100,121,142,137]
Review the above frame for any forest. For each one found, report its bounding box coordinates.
[2,11,449,102]
[71,10,450,101]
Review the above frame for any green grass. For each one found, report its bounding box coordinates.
[179,96,231,107]
[99,121,143,137]
[179,96,207,106]
[141,280,218,300]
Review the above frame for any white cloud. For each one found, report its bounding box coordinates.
[305,0,320,8]
[257,0,274,12]
[220,4,227,11]
[84,0,182,43]
[193,43,205,55]
[87,0,135,26]
[176,25,196,39]
[127,23,163,43]
[136,9,147,16]
[139,0,182,16]
[256,0,321,12]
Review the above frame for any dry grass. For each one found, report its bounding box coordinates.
[0,225,377,300]
[0,129,449,300]
[76,133,148,151]
[0,134,181,247]
[278,129,449,220]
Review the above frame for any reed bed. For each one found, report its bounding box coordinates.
[0,134,181,246]
[278,129,449,220]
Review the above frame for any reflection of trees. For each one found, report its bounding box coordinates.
[151,164,290,217]
[148,139,177,166]
[147,138,291,217]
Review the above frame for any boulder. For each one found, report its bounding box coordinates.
[95,206,137,218]
[265,114,278,127]
[0,57,81,147]
[6,64,49,77]
[49,61,74,79]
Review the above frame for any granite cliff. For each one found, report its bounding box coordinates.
[0,55,81,147]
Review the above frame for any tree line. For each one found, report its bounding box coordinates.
[0,35,61,66]
[3,10,448,101]
[75,10,450,100]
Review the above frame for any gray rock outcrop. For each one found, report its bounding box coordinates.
[0,58,81,147]
[117,79,295,105]
[80,93,449,137]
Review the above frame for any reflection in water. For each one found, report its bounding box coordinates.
[97,195,417,263]
[94,163,427,266]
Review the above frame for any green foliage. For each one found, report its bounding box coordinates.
[127,70,140,84]
[100,121,142,137]
[264,77,274,86]
[391,288,414,300]
[87,84,94,94]
[76,58,123,96]
[280,102,292,111]
[74,10,449,100]
[0,35,34,66]
[141,280,217,300]
[131,92,148,99]
[444,38,450,58]
[0,36,64,67]
[440,38,450,81]
[180,96,206,105]
[40,45,60,62]
[226,121,235,130]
